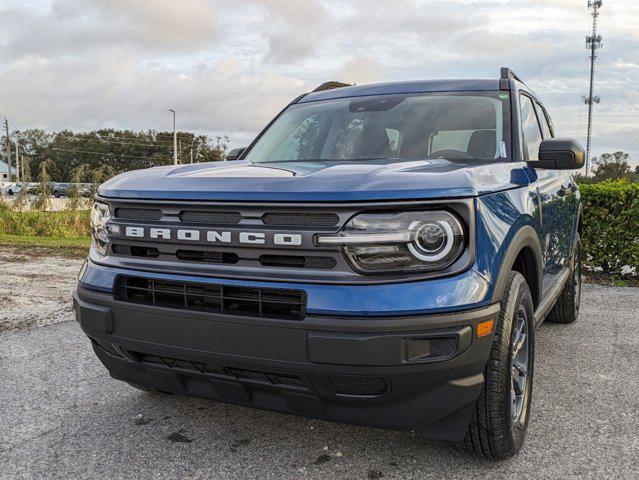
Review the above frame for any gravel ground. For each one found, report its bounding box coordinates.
[1,254,638,479]
[0,248,84,333]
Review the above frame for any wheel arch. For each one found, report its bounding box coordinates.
[490,225,543,309]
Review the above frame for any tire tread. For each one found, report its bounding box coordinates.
[464,271,532,460]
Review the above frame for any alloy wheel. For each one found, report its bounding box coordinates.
[510,306,529,426]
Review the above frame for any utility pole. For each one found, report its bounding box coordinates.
[4,118,12,181]
[190,148,193,164]
[169,109,177,165]
[583,0,603,176]
[14,138,20,182]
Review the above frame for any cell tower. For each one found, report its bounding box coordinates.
[583,0,603,176]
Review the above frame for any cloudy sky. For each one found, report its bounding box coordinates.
[1,0,638,164]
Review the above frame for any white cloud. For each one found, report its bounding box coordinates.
[0,0,637,161]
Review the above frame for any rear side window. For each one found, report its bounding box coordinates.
[534,102,553,139]
[520,94,543,161]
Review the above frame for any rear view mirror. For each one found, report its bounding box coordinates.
[536,138,585,170]
[226,147,246,161]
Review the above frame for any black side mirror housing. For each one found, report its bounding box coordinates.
[226,147,246,161]
[536,138,585,170]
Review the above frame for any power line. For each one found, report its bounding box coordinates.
[55,134,178,147]
[56,137,175,149]
[47,146,173,160]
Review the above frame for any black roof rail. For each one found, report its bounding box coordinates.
[312,81,352,92]
[500,67,526,89]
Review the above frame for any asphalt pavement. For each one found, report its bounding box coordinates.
[1,283,638,479]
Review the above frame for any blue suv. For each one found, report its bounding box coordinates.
[74,68,584,459]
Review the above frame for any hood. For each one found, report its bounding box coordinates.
[98,159,536,202]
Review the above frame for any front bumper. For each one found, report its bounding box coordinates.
[74,284,499,441]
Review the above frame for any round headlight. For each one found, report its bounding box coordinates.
[408,219,457,262]
[316,210,466,274]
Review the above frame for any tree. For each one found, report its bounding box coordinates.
[10,128,229,182]
[12,157,32,211]
[90,164,116,197]
[67,164,91,211]
[33,159,53,210]
[592,151,632,181]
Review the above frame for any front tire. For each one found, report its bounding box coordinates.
[465,271,535,460]
[547,234,581,324]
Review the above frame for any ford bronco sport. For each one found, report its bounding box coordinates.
[74,68,584,459]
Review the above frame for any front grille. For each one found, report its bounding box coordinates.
[114,208,163,221]
[109,244,338,270]
[114,276,306,320]
[262,212,339,226]
[125,350,388,397]
[130,351,309,388]
[259,255,337,270]
[175,250,239,264]
[112,244,159,258]
[179,211,242,224]
[330,375,388,396]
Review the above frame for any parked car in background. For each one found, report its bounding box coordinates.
[80,183,93,197]
[52,182,70,198]
[5,182,38,195]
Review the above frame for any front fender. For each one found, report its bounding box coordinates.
[474,189,543,306]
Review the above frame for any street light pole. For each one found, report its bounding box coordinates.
[169,109,177,165]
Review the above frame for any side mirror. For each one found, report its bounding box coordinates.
[226,147,246,161]
[536,138,585,170]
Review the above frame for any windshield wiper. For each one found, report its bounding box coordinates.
[255,157,392,164]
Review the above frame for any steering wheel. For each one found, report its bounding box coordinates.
[428,149,472,160]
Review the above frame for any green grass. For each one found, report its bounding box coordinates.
[0,204,91,238]
[0,234,90,257]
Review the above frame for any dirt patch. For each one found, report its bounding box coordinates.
[0,250,85,333]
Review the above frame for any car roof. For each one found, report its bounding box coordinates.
[298,79,501,103]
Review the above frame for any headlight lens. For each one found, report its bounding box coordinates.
[90,201,111,255]
[316,210,465,274]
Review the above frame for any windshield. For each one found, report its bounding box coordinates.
[245,91,511,164]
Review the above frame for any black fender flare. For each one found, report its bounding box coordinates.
[490,225,544,306]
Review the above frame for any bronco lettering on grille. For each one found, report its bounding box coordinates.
[121,226,303,247]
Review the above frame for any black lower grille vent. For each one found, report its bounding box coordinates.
[179,211,242,224]
[114,208,163,221]
[175,250,239,264]
[114,276,306,320]
[130,351,308,388]
[330,375,388,396]
[262,212,339,226]
[112,244,159,258]
[259,255,336,270]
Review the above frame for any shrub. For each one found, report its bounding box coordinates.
[579,180,639,275]
[0,203,90,238]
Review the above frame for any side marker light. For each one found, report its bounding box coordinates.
[477,319,495,337]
